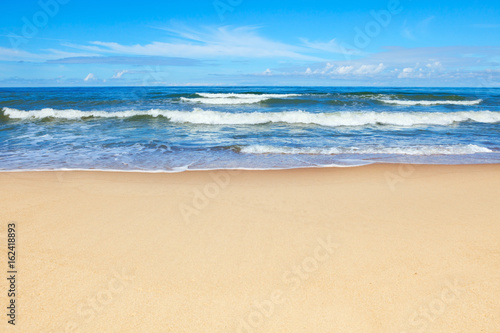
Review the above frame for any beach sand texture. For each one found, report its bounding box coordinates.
[0,164,499,332]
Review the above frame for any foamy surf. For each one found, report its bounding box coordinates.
[2,107,171,120]
[180,93,301,104]
[378,99,483,106]
[4,108,500,127]
[2,87,499,171]
[240,144,493,155]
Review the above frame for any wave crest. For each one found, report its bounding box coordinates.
[378,99,482,106]
[2,107,169,120]
[180,93,301,105]
[3,108,500,127]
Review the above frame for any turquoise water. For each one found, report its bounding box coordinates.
[1,86,500,171]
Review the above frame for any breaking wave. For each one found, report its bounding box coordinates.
[378,99,483,106]
[180,93,301,104]
[3,108,500,127]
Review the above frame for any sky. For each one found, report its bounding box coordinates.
[0,0,499,87]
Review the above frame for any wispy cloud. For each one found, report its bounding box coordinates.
[396,62,442,79]
[111,70,128,79]
[401,16,435,41]
[2,21,499,87]
[84,73,96,82]
[300,38,363,56]
[67,26,324,61]
[0,46,97,62]
[303,63,385,76]
[47,56,204,66]
[0,47,47,62]
[241,45,500,86]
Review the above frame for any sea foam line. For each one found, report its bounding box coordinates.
[181,93,301,105]
[378,99,483,106]
[3,108,500,126]
[240,144,493,155]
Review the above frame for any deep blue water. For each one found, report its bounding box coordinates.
[1,86,500,171]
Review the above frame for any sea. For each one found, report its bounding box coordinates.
[1,86,499,172]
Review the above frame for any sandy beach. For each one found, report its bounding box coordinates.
[1,164,499,332]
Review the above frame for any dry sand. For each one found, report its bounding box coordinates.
[0,164,499,332]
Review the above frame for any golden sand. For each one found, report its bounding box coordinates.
[0,164,499,332]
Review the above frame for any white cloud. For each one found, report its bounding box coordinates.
[398,67,413,78]
[242,45,499,85]
[303,63,385,76]
[300,38,362,56]
[333,65,354,75]
[84,73,95,81]
[397,61,443,78]
[111,70,129,79]
[0,46,98,62]
[0,47,45,62]
[353,63,385,75]
[72,26,323,61]
[42,49,99,59]
[426,61,442,69]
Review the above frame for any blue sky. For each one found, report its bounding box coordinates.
[0,0,499,86]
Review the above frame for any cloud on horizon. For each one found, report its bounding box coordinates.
[83,73,96,82]
[47,55,205,66]
[1,24,499,87]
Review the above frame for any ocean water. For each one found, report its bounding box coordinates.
[1,86,500,171]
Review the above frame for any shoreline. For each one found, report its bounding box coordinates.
[1,164,499,332]
[1,160,500,174]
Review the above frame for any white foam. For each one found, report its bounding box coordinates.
[241,144,493,155]
[196,93,300,98]
[181,93,300,105]
[2,107,169,120]
[379,99,483,106]
[4,108,500,127]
